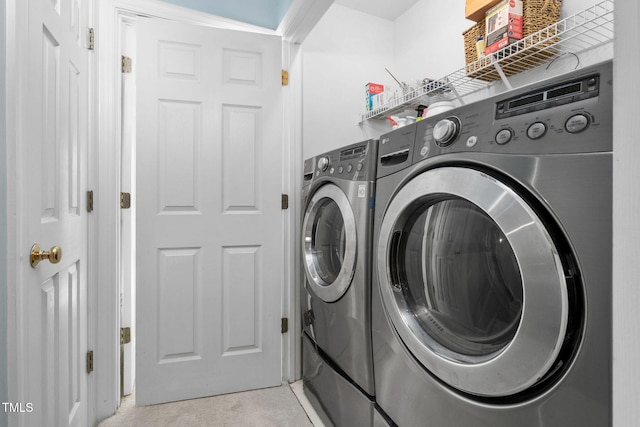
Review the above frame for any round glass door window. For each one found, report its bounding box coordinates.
[309,198,346,284]
[303,184,357,302]
[378,167,571,397]
[400,197,523,361]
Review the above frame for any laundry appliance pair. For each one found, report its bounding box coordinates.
[301,60,612,427]
[372,60,612,426]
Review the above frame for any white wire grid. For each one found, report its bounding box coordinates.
[361,0,614,122]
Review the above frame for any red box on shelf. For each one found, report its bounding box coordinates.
[365,83,384,111]
[485,0,523,55]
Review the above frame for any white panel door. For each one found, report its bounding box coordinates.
[136,18,284,405]
[20,0,90,425]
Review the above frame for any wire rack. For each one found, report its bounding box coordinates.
[361,0,614,122]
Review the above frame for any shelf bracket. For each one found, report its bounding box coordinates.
[445,76,465,106]
[491,56,513,90]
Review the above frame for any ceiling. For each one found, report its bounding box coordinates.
[158,0,293,29]
[334,0,420,21]
[156,0,419,32]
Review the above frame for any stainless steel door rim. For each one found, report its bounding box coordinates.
[377,167,569,397]
[303,183,358,302]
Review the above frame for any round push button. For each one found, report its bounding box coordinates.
[356,163,363,172]
[495,129,513,145]
[527,122,547,140]
[346,164,353,173]
[466,136,478,148]
[565,114,590,133]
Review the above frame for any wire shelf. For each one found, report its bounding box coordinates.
[361,0,614,122]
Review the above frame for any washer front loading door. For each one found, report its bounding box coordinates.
[303,183,357,302]
[377,167,570,397]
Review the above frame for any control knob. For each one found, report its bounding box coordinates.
[317,156,329,172]
[433,117,460,146]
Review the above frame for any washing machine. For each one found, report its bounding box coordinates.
[372,60,612,426]
[301,139,379,426]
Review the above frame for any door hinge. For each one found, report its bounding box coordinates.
[86,350,94,374]
[121,55,132,73]
[87,190,94,212]
[120,327,131,345]
[281,69,289,86]
[281,317,289,334]
[120,192,131,209]
[88,28,95,50]
[281,194,289,210]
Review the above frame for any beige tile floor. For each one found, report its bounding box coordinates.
[98,381,324,427]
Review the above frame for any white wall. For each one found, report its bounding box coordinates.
[301,4,394,158]
[393,1,471,83]
[613,1,640,424]
[0,0,7,424]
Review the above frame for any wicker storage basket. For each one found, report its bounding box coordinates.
[463,0,562,81]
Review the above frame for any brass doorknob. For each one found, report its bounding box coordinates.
[30,244,63,268]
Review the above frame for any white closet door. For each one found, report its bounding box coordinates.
[136,18,284,406]
[20,0,90,425]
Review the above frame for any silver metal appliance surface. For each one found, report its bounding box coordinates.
[373,61,612,426]
[302,139,378,426]
[302,334,374,427]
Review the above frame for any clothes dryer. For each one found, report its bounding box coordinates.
[373,61,612,426]
[301,139,378,426]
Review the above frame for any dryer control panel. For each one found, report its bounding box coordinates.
[409,60,613,163]
[495,73,600,119]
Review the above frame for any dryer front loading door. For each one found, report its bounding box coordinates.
[303,183,357,302]
[377,167,569,397]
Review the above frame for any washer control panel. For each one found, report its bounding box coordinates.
[307,139,378,182]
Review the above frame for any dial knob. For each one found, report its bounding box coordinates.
[433,118,460,146]
[317,156,329,172]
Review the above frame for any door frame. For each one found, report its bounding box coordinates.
[93,0,329,421]
[5,0,30,423]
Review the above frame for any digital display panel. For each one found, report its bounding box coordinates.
[509,93,544,109]
[547,82,582,99]
[341,146,366,161]
[495,74,600,120]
